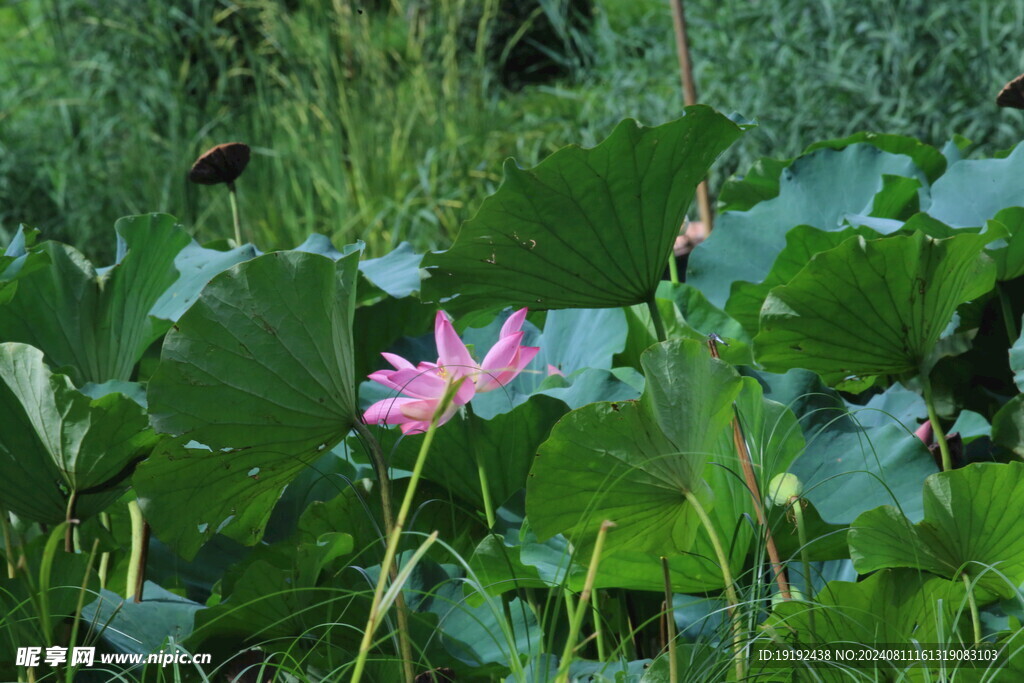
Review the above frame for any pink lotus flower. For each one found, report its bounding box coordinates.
[363,309,539,434]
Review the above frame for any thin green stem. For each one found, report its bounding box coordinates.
[464,403,495,528]
[556,520,614,683]
[66,538,99,683]
[661,557,678,683]
[591,591,606,663]
[38,522,68,645]
[64,490,77,553]
[997,283,1018,345]
[126,499,147,601]
[647,296,668,343]
[962,573,982,644]
[228,182,243,245]
[0,507,16,579]
[667,249,680,284]
[792,498,813,632]
[351,378,465,683]
[683,490,745,680]
[97,512,111,589]
[923,376,953,472]
[351,420,414,683]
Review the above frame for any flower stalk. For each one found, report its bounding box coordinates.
[351,377,466,683]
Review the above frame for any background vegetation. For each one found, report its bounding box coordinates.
[2,0,1024,259]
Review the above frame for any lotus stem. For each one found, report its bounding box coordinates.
[126,499,149,602]
[1,507,16,579]
[64,490,77,553]
[791,496,814,633]
[351,378,466,683]
[661,557,679,683]
[228,182,243,246]
[962,573,982,644]
[669,0,713,233]
[556,520,615,683]
[997,283,1018,344]
[97,511,111,589]
[647,295,668,343]
[708,336,791,601]
[923,376,953,472]
[38,523,69,645]
[351,420,414,682]
[66,538,99,683]
[667,249,680,284]
[465,403,496,528]
[683,489,745,680]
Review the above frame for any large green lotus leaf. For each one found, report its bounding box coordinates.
[148,250,359,448]
[139,250,360,559]
[578,377,805,592]
[0,227,50,305]
[0,214,192,384]
[726,225,881,336]
[754,230,998,385]
[527,339,742,557]
[754,569,971,677]
[688,144,923,309]
[927,144,1024,228]
[755,369,938,524]
[384,395,566,510]
[848,462,1024,599]
[421,107,744,314]
[0,343,157,524]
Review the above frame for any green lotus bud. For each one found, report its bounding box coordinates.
[767,473,803,506]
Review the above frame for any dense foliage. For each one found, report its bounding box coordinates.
[5,0,1024,263]
[3,105,1024,681]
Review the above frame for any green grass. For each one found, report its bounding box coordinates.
[2,0,1024,262]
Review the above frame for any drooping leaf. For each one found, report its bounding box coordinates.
[422,108,745,314]
[984,207,1024,281]
[717,156,792,212]
[139,250,360,558]
[688,144,924,309]
[754,230,999,385]
[0,214,192,384]
[0,343,157,524]
[868,174,921,220]
[848,462,1024,598]
[726,224,881,336]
